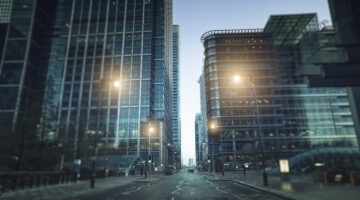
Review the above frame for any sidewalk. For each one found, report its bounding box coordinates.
[204,170,360,200]
[0,175,160,200]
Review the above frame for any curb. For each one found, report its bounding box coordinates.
[231,179,297,200]
[204,174,297,200]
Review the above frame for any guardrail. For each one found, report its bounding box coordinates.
[0,171,71,193]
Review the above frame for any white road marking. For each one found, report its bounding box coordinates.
[171,179,184,194]
[121,186,142,195]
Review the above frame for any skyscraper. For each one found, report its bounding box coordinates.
[172,24,181,167]
[1,0,175,170]
[0,0,58,132]
[195,113,202,166]
[0,0,60,170]
[201,13,358,172]
[50,0,174,168]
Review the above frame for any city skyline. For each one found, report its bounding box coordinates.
[0,0,334,167]
[174,0,332,164]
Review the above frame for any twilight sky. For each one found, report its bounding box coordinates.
[173,0,332,165]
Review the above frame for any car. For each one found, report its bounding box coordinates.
[187,168,195,172]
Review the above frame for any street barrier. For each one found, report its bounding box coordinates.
[0,171,71,193]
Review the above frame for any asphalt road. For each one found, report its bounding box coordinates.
[71,170,286,200]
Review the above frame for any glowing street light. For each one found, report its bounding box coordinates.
[233,74,268,186]
[113,80,121,88]
[148,124,154,179]
[233,75,242,84]
[91,78,121,189]
[209,121,225,176]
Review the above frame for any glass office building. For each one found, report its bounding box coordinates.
[45,0,174,169]
[0,0,57,132]
[300,0,360,146]
[201,14,358,172]
[0,0,175,171]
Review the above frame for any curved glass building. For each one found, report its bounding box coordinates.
[201,14,358,172]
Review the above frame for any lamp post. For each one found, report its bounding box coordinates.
[210,122,224,176]
[90,131,99,188]
[233,75,268,186]
[90,79,120,188]
[148,124,154,179]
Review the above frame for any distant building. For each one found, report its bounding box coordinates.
[198,74,209,169]
[200,13,358,172]
[195,113,203,166]
[188,158,194,168]
[172,25,181,168]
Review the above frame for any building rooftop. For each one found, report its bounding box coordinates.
[200,28,264,43]
[264,13,318,45]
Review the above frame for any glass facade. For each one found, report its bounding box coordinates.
[195,114,202,165]
[0,0,57,132]
[0,0,12,23]
[38,0,175,168]
[201,14,358,172]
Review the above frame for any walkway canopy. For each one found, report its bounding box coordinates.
[272,147,360,174]
[97,155,143,176]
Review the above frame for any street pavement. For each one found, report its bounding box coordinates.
[204,170,360,200]
[0,175,161,200]
[1,170,359,200]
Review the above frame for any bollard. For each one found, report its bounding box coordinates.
[105,168,109,177]
[45,176,50,186]
[263,172,268,186]
[28,176,33,188]
[20,177,26,189]
[59,175,63,184]
[24,177,29,189]
[15,177,21,190]
[322,171,328,185]
[350,172,356,186]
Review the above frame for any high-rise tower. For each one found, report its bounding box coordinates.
[50,0,174,168]
[0,0,175,170]
[172,24,181,167]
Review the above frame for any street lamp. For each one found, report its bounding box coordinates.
[148,124,154,179]
[89,130,100,188]
[112,80,121,149]
[233,75,268,186]
[90,78,121,188]
[210,121,224,176]
[113,80,121,88]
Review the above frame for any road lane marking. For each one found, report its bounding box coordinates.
[121,186,142,195]
[171,180,184,194]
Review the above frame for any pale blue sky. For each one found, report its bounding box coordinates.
[173,0,332,164]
